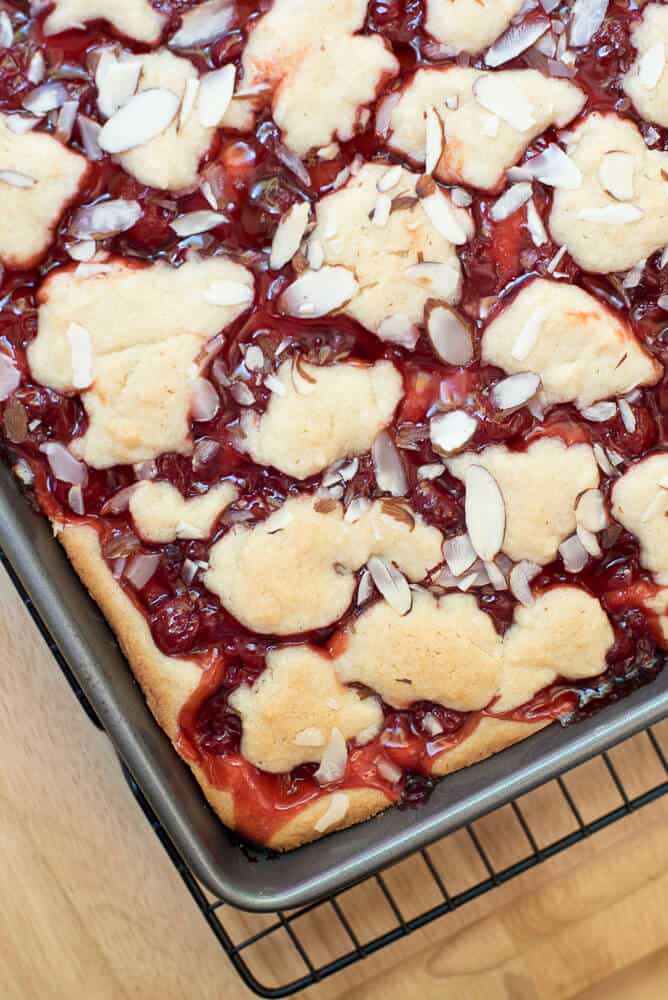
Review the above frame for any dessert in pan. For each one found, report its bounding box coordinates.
[1,0,668,851]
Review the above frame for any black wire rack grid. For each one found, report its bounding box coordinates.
[5,549,668,998]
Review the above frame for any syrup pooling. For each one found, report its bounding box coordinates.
[0,1,667,843]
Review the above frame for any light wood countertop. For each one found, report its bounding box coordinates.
[3,560,668,1000]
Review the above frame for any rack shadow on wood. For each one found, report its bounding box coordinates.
[4,548,668,998]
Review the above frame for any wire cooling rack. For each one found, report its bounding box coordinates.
[5,549,668,999]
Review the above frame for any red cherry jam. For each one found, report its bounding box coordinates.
[1,1,667,843]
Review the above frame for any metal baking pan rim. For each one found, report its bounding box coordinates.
[2,459,667,912]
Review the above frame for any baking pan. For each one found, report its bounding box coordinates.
[1,458,668,913]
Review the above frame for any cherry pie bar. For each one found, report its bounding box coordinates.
[1,0,667,850]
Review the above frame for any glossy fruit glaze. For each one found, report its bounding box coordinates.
[0,0,666,842]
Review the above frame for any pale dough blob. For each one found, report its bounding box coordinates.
[335,589,501,710]
[129,481,237,543]
[42,0,166,42]
[550,113,668,273]
[482,278,662,407]
[295,162,471,339]
[107,49,216,192]
[204,494,443,635]
[447,437,599,565]
[229,646,383,773]
[623,4,668,128]
[0,113,90,269]
[495,587,615,711]
[237,359,403,479]
[28,256,254,468]
[238,0,398,156]
[424,0,524,55]
[385,67,585,192]
[611,454,668,585]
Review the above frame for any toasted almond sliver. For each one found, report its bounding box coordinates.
[98,88,180,153]
[204,280,254,307]
[377,164,403,192]
[427,306,473,365]
[372,431,408,497]
[0,169,36,188]
[491,372,541,411]
[490,182,532,222]
[511,308,546,361]
[465,465,506,562]
[576,489,608,533]
[270,202,310,270]
[509,561,541,606]
[473,74,536,132]
[198,64,236,127]
[443,533,477,577]
[314,791,349,833]
[367,556,412,616]
[559,533,589,572]
[281,266,358,319]
[424,106,443,175]
[66,322,93,390]
[430,410,477,454]
[638,42,665,90]
[418,183,471,245]
[171,210,227,237]
[598,151,635,202]
[577,203,644,224]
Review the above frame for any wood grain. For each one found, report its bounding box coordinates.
[2,558,668,999]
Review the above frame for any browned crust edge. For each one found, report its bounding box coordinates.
[59,522,550,850]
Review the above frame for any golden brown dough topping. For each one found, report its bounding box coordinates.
[1,1,666,846]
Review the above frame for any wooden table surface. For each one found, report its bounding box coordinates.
[3,558,668,1000]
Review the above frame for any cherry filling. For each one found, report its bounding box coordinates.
[1,0,668,842]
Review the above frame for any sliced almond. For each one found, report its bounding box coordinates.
[0,170,36,188]
[473,75,536,132]
[577,203,644,224]
[484,560,508,592]
[314,791,349,832]
[417,178,471,245]
[170,0,235,48]
[314,728,348,785]
[204,280,254,307]
[22,81,67,116]
[281,266,358,319]
[465,465,506,562]
[367,556,412,616]
[179,76,200,130]
[618,398,636,433]
[73,198,142,238]
[520,144,582,189]
[406,261,460,301]
[66,322,93,390]
[579,400,617,422]
[511,308,546,361]
[294,727,325,747]
[377,164,402,193]
[270,202,310,270]
[96,54,141,119]
[424,106,443,175]
[490,182,532,222]
[443,533,477,577]
[576,523,602,558]
[486,17,550,67]
[598,151,635,202]
[570,0,609,48]
[372,431,408,497]
[526,199,548,246]
[509,561,541,606]
[559,533,589,572]
[171,210,227,237]
[430,410,477,455]
[575,489,608,533]
[198,64,236,127]
[377,314,418,349]
[371,192,392,227]
[638,42,665,90]
[491,372,541,411]
[98,88,180,154]
[427,305,473,366]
